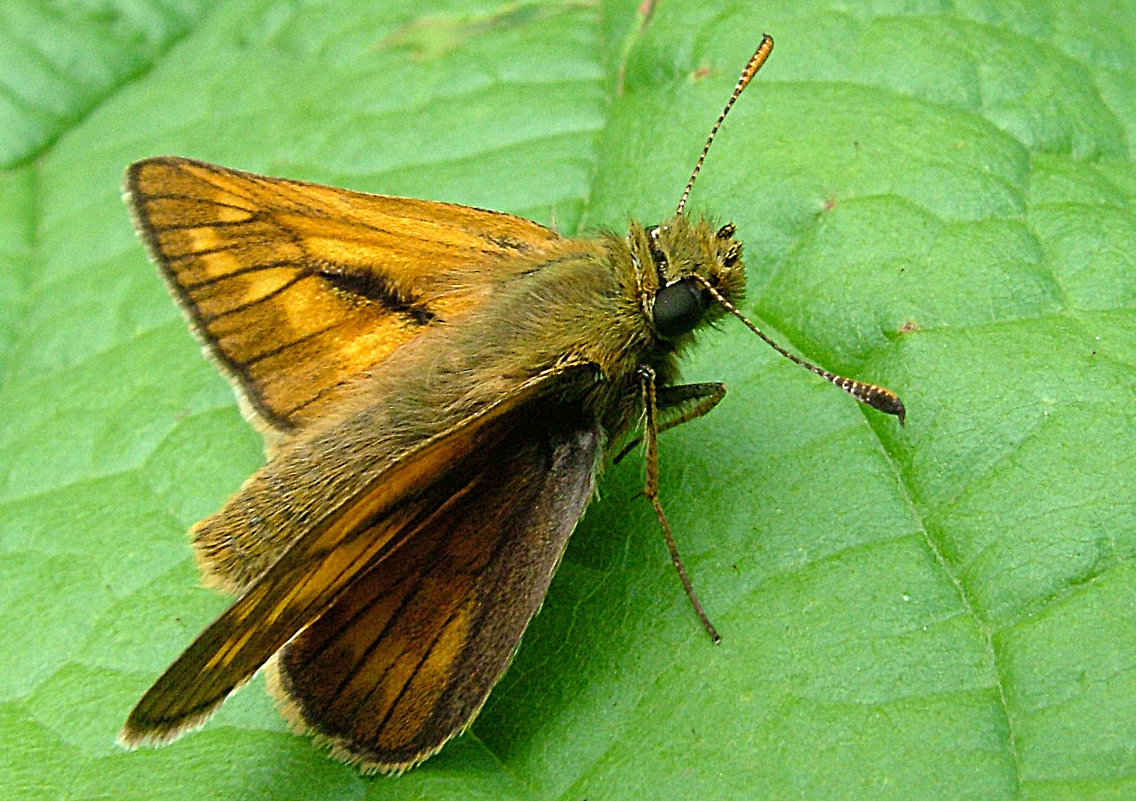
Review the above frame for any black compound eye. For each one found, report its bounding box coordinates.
[653,279,708,338]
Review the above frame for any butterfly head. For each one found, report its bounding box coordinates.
[635,214,745,340]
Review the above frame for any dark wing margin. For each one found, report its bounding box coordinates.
[268,405,600,773]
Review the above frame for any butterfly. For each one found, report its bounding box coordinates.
[119,35,904,773]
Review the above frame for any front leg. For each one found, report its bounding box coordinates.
[637,366,721,642]
[657,380,727,434]
[613,381,726,465]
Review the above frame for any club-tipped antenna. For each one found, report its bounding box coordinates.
[676,34,774,217]
[695,277,907,423]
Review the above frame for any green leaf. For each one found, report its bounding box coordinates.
[2,1,1135,799]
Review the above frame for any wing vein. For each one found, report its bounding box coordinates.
[198,273,310,323]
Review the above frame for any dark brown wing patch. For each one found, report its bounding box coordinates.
[269,406,600,773]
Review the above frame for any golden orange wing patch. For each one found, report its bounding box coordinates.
[127,157,563,433]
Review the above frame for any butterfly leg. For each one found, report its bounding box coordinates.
[637,365,722,643]
[613,381,725,465]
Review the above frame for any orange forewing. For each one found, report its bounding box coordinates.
[127,157,563,433]
[120,364,592,746]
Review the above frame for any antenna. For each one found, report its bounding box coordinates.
[676,34,774,216]
[695,277,907,423]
